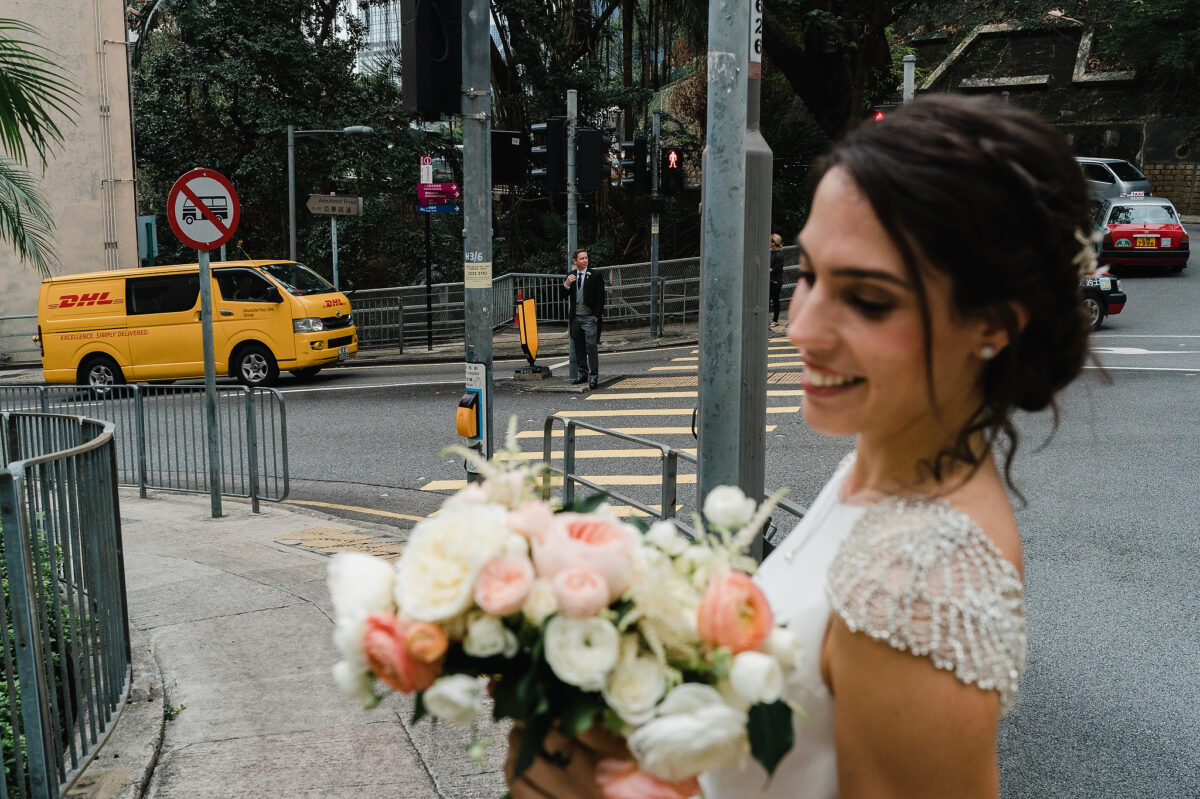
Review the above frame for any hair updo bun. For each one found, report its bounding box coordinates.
[807,94,1093,492]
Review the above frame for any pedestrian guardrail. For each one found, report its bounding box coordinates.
[0,385,288,511]
[0,314,39,366]
[1,412,130,799]
[541,415,807,547]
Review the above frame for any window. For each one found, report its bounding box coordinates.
[127,274,199,315]
[259,262,335,296]
[1108,204,1177,225]
[1083,164,1115,184]
[1091,200,1107,225]
[216,269,275,302]
[1107,161,1146,182]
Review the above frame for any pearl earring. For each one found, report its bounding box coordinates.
[980,345,996,359]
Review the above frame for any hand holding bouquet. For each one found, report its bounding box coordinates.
[327,425,799,795]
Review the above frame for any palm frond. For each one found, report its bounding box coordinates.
[0,155,56,277]
[0,18,79,165]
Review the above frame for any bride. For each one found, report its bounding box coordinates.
[506,94,1093,798]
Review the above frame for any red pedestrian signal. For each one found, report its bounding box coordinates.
[661,147,684,195]
[867,103,898,122]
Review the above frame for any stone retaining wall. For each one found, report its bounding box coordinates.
[1143,164,1199,215]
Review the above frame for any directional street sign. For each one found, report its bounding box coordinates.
[167,168,240,251]
[418,183,461,204]
[417,204,462,214]
[306,195,363,216]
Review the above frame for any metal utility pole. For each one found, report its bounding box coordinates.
[903,54,916,103]
[198,249,222,518]
[462,0,494,458]
[697,0,750,503]
[331,214,340,290]
[742,0,771,559]
[567,90,579,261]
[287,124,296,260]
[650,109,661,338]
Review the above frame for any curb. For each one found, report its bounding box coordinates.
[64,625,165,799]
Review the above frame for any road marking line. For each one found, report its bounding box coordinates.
[588,390,803,399]
[516,425,776,438]
[551,407,797,418]
[672,353,799,362]
[284,499,426,522]
[1082,365,1200,372]
[423,474,700,491]
[1091,334,1200,338]
[279,380,463,394]
[548,359,571,370]
[649,365,698,371]
[496,448,698,461]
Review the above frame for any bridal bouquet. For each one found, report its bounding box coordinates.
[327,425,798,796]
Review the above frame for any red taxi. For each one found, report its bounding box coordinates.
[1095,196,1189,272]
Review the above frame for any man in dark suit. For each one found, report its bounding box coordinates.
[561,248,605,389]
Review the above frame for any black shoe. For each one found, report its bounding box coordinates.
[588,377,598,389]
[571,376,589,385]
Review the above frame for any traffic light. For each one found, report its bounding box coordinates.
[575,128,607,192]
[530,117,566,192]
[867,103,898,122]
[401,0,462,115]
[619,137,650,195]
[491,130,526,186]
[661,146,684,195]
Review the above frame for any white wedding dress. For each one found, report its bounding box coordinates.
[700,453,1027,799]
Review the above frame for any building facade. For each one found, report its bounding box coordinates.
[357,0,403,75]
[0,0,138,362]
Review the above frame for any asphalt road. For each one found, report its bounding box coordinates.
[267,242,1200,798]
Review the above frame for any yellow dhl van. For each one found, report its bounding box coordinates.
[36,260,357,388]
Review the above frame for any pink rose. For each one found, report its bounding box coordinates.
[474,554,535,616]
[532,515,635,600]
[595,759,700,799]
[405,622,448,664]
[697,571,774,654]
[506,500,556,542]
[362,613,442,693]
[552,568,610,618]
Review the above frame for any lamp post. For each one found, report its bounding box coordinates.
[287,125,374,261]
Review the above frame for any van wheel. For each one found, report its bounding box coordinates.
[233,344,279,387]
[78,355,126,389]
[289,367,322,380]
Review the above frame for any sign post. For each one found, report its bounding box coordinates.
[305,194,363,291]
[167,168,241,519]
[417,163,462,351]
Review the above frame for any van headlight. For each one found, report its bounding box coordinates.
[293,317,324,333]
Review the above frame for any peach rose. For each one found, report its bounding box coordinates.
[405,622,448,664]
[696,571,774,653]
[552,568,610,618]
[506,500,556,542]
[595,759,701,799]
[362,613,442,693]
[474,554,535,616]
[533,514,635,600]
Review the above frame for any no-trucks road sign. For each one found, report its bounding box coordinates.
[167,168,240,251]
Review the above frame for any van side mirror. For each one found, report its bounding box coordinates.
[266,286,282,303]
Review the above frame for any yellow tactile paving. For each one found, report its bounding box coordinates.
[284,499,425,522]
[276,527,406,560]
[495,448,698,461]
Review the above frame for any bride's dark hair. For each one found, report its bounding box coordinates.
[807,93,1093,496]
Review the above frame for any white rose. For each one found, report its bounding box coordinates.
[332,660,377,708]
[702,485,756,530]
[627,683,748,781]
[603,653,668,726]
[463,612,517,658]
[522,578,558,626]
[332,617,368,668]
[328,552,395,620]
[762,627,801,671]
[544,616,620,692]
[423,674,482,723]
[646,521,688,556]
[729,651,785,706]
[397,504,512,622]
[503,533,530,557]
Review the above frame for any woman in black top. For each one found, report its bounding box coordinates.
[769,233,785,327]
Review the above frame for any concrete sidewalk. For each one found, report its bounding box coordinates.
[84,490,509,799]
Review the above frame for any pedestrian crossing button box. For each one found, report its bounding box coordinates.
[456,392,480,438]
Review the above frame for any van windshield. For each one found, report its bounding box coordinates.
[260,262,336,295]
[1107,161,1146,182]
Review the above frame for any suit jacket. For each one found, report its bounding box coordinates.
[561,267,606,319]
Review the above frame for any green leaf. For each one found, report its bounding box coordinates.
[561,491,610,514]
[511,710,553,779]
[747,701,794,777]
[561,690,601,737]
[411,691,429,726]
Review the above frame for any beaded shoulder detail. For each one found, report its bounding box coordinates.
[825,498,1026,714]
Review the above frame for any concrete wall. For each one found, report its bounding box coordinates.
[0,0,137,359]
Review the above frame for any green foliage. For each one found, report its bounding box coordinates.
[747,700,794,777]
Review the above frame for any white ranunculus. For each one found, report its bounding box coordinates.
[463,612,513,658]
[627,683,748,781]
[423,674,482,723]
[397,504,512,622]
[646,520,688,556]
[522,578,558,626]
[702,485,757,531]
[328,552,395,620]
[332,617,368,668]
[762,627,801,671]
[603,652,668,726]
[503,533,530,557]
[729,651,785,706]
[332,660,377,708]
[544,616,620,692]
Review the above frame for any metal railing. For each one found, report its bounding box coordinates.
[541,415,807,545]
[0,315,38,366]
[1,412,130,799]
[0,385,288,511]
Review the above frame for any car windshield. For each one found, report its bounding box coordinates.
[1108,204,1177,225]
[1107,161,1146,182]
[259,262,336,295]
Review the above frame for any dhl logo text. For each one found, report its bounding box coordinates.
[55,292,117,308]
[323,297,346,308]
